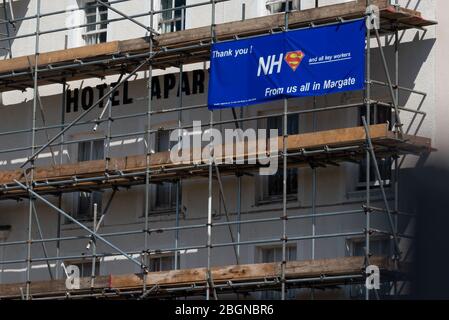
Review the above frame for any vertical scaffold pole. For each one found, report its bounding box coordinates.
[311,96,317,300]
[143,0,154,293]
[281,0,289,301]
[90,203,98,289]
[175,61,183,271]
[25,0,40,300]
[365,0,372,301]
[55,79,66,279]
[206,0,216,301]
[393,17,400,296]
[312,97,317,262]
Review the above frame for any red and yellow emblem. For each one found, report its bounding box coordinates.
[284,51,305,72]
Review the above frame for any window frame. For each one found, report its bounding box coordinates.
[83,1,109,45]
[159,0,186,33]
[67,139,105,223]
[266,0,300,14]
[64,258,101,278]
[257,244,298,299]
[257,114,299,204]
[345,235,392,298]
[141,129,180,215]
[149,253,179,272]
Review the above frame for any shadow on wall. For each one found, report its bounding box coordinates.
[400,163,449,299]
[0,0,31,59]
[370,36,435,105]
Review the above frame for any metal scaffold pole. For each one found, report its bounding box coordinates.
[25,0,41,300]
[281,0,290,301]
[393,17,400,296]
[55,79,66,280]
[142,0,155,295]
[365,0,372,301]
[175,62,183,272]
[207,0,217,301]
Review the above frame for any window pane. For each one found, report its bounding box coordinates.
[92,140,104,160]
[150,256,175,272]
[155,182,177,209]
[85,1,108,44]
[175,0,184,17]
[92,191,103,213]
[161,0,173,20]
[78,192,92,220]
[156,130,170,152]
[260,246,297,300]
[99,32,107,43]
[268,168,297,197]
[267,114,298,136]
[78,141,91,162]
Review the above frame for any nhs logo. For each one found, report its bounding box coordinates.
[257,51,305,77]
[257,54,284,77]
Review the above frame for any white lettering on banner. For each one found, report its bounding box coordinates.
[265,87,284,97]
[257,54,284,77]
[323,77,356,90]
[213,49,233,58]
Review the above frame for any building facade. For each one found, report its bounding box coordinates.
[0,0,444,299]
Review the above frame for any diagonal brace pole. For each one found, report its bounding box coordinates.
[361,116,401,259]
[373,28,403,136]
[86,189,117,250]
[20,56,153,169]
[214,165,240,265]
[31,203,54,280]
[14,180,147,271]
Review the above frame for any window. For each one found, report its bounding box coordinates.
[160,0,186,33]
[66,259,100,278]
[347,237,392,298]
[78,139,104,163]
[70,140,104,222]
[348,237,392,258]
[153,130,179,211]
[261,245,296,263]
[150,254,178,271]
[358,105,392,188]
[84,1,108,45]
[259,114,298,202]
[266,0,299,14]
[259,245,297,299]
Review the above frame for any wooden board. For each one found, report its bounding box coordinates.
[0,256,395,299]
[0,124,432,199]
[0,41,121,74]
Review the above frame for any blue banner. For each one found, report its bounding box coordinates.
[208,19,366,109]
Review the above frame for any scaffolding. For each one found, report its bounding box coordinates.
[0,0,436,299]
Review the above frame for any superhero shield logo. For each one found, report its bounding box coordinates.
[284,51,305,72]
